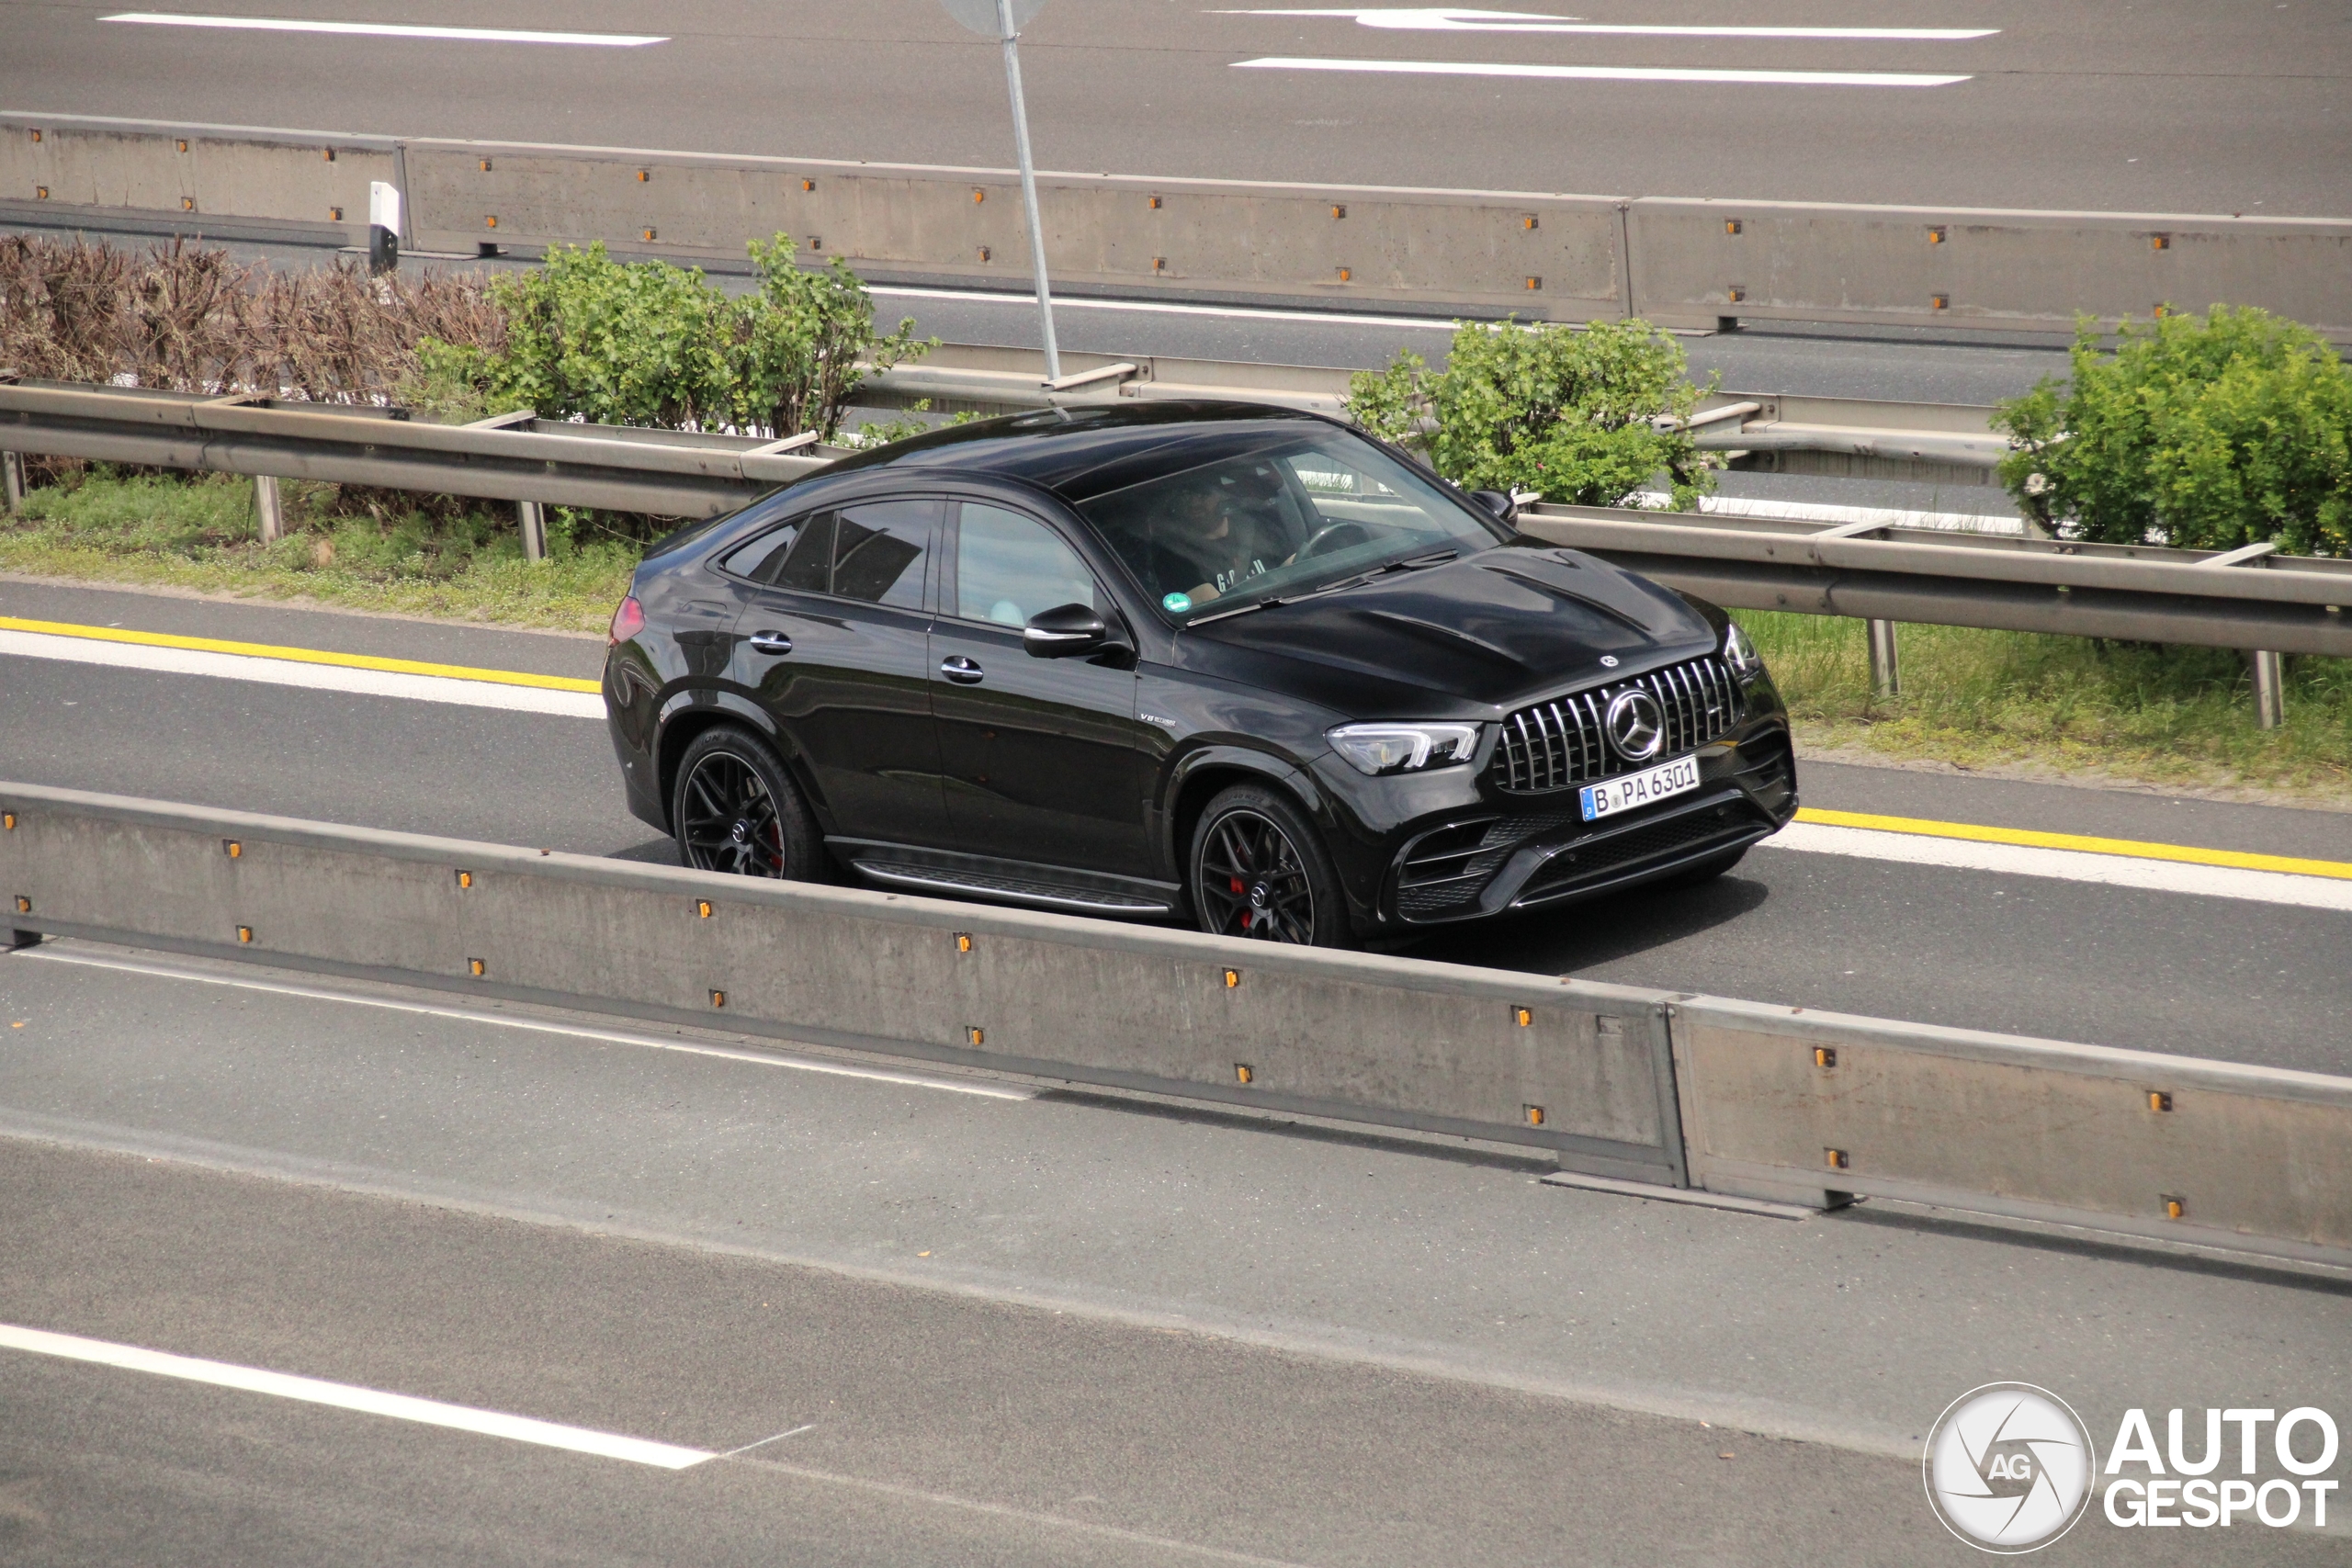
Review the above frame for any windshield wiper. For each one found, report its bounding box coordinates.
[1305,549,1460,598]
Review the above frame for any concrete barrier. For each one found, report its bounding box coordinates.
[1625,198,2352,340]
[4,782,2347,1266]
[1671,997,2352,1267]
[0,784,1689,1187]
[7,113,2346,341]
[0,114,396,247]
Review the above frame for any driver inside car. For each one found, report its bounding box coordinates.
[1164,462,1308,602]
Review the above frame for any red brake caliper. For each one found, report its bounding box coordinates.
[1231,875,1250,929]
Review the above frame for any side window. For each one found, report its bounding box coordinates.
[953,502,1103,626]
[830,500,937,609]
[720,513,817,585]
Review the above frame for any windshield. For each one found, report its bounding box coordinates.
[1073,429,1508,622]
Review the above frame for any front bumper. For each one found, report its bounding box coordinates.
[1318,719,1797,929]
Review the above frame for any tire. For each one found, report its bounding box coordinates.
[1188,784,1353,948]
[1663,844,1749,889]
[671,726,821,881]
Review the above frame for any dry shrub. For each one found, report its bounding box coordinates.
[0,234,501,400]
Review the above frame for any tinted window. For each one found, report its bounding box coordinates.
[1075,429,1504,621]
[952,502,1102,626]
[831,500,937,607]
[721,513,816,584]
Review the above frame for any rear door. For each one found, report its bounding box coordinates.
[929,500,1151,874]
[730,497,950,848]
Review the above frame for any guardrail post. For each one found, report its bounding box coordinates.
[517,501,548,562]
[1867,619,1901,697]
[2250,649,2286,729]
[253,475,284,543]
[2,451,24,514]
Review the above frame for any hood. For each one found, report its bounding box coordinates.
[1182,544,1717,715]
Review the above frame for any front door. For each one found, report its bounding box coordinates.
[929,500,1150,874]
[732,497,949,848]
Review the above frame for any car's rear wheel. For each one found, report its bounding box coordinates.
[672,727,820,880]
[1189,784,1351,947]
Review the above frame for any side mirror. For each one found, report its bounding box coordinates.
[1023,602,1121,658]
[1469,489,1517,523]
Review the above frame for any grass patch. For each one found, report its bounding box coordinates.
[1748,611,2352,799]
[0,469,636,631]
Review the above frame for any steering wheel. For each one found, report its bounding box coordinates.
[1297,520,1373,560]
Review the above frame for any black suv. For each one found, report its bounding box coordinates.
[603,402,1797,946]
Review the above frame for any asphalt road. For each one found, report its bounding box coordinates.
[0,958,2346,1566]
[5,577,2348,1071]
[3,0,2346,215]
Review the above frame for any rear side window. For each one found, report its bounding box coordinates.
[951,502,1104,626]
[720,499,938,609]
[830,500,937,608]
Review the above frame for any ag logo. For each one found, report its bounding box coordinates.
[1924,1383,2097,1553]
[1603,688,1665,761]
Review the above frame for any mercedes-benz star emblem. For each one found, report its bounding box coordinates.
[1604,689,1666,761]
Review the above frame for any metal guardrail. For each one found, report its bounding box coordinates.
[0,377,831,518]
[6,784,2348,1268]
[2,364,2343,720]
[5,111,2348,342]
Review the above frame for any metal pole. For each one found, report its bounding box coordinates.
[2250,649,2285,729]
[996,0,1060,383]
[254,474,284,543]
[1866,617,1900,698]
[517,500,548,562]
[2,450,24,513]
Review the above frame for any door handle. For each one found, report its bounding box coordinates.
[747,630,793,655]
[939,655,986,685]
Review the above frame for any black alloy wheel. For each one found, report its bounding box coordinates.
[672,727,820,880]
[1189,784,1350,946]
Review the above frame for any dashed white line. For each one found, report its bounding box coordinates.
[0,1322,716,1467]
[101,13,667,46]
[1227,8,1999,40]
[1236,57,1973,87]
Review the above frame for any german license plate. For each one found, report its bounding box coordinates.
[1578,755,1701,821]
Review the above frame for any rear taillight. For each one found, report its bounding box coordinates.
[608,594,645,645]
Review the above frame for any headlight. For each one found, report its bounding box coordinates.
[1327,722,1481,775]
[1723,619,1763,680]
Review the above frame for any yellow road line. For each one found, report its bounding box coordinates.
[0,615,603,694]
[1794,807,2352,882]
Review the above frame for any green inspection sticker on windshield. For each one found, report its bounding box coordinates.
[1162,592,1192,613]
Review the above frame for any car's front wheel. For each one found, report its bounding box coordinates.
[1189,784,1351,947]
[672,726,820,880]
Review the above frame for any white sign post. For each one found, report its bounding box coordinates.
[940,0,1060,382]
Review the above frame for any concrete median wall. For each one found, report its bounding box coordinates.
[5,782,2347,1266]
[1671,997,2352,1265]
[7,114,2346,340]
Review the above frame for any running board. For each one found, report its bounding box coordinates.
[849,861,1175,917]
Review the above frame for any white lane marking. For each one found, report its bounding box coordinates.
[1227,8,1999,40]
[101,13,666,46]
[0,1322,715,1468]
[1763,822,2352,913]
[1236,57,1973,86]
[0,628,605,718]
[869,284,1463,331]
[716,1423,817,1458]
[18,946,1035,1100]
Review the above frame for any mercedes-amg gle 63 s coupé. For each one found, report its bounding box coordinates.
[603,402,1797,947]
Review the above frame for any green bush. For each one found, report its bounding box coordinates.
[1345,317,1717,509]
[413,236,930,441]
[1995,306,2352,557]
